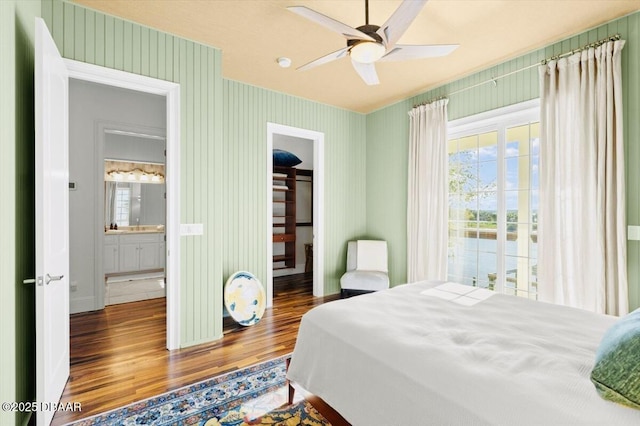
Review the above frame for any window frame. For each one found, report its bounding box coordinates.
[115,185,131,227]
[447,99,540,295]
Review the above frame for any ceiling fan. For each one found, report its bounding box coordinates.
[287,0,459,85]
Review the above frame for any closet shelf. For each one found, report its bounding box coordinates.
[273,254,295,262]
[273,165,296,269]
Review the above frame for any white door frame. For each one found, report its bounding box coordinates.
[266,123,325,306]
[64,59,181,350]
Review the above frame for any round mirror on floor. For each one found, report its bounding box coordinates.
[224,271,266,326]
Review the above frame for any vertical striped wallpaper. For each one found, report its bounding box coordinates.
[366,101,411,287]
[366,11,640,311]
[0,4,18,425]
[1,2,40,425]
[223,80,367,295]
[42,0,224,346]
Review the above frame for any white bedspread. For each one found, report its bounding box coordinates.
[287,281,640,425]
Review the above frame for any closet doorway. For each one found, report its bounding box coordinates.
[266,123,325,307]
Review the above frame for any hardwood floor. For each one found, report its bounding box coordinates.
[52,273,339,425]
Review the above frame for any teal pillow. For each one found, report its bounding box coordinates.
[590,308,640,409]
[273,149,302,167]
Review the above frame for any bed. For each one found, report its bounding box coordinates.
[286,280,640,425]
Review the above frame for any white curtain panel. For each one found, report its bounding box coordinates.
[538,40,627,315]
[407,99,449,282]
[105,181,117,225]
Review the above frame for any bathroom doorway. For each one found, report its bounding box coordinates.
[65,59,181,350]
[69,79,168,310]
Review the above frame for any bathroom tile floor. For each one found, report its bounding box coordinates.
[105,276,165,305]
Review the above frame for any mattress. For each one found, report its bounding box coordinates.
[287,281,640,425]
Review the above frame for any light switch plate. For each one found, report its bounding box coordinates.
[628,225,640,241]
[180,223,204,236]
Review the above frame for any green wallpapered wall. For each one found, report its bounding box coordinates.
[366,11,640,311]
[1,2,40,425]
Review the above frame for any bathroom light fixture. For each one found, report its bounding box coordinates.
[104,160,165,184]
[277,57,292,68]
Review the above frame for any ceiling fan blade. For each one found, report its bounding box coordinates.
[298,46,350,71]
[288,6,375,41]
[379,44,459,61]
[351,59,380,85]
[376,0,428,49]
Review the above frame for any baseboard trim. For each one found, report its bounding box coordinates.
[70,296,97,314]
[106,270,164,283]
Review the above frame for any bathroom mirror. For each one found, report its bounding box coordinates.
[104,181,166,227]
[104,159,166,228]
[104,180,166,228]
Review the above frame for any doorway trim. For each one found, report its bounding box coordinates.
[65,59,181,350]
[266,123,325,306]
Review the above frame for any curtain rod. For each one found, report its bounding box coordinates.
[412,95,447,109]
[412,33,620,109]
[541,33,621,64]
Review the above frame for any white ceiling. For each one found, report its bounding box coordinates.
[73,1,640,113]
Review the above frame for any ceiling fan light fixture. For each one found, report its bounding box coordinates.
[350,41,385,64]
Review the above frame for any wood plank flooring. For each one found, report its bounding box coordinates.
[52,273,339,425]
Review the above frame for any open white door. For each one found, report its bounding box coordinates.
[34,17,70,426]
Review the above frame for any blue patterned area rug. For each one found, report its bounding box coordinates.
[67,355,330,425]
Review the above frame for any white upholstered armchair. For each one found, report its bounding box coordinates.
[340,240,390,298]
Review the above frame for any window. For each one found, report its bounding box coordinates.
[447,101,539,299]
[115,186,130,226]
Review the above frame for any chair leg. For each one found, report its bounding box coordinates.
[288,382,295,405]
[286,357,295,405]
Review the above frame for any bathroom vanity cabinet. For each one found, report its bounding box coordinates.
[103,232,165,275]
[104,234,120,274]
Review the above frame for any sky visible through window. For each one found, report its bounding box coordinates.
[448,122,539,298]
